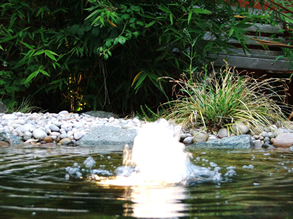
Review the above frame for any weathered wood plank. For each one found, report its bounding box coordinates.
[213,54,291,71]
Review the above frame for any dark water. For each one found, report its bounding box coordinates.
[0,144,293,219]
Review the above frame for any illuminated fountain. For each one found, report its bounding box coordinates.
[102,119,222,186]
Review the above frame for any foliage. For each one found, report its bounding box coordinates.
[136,105,163,122]
[6,96,43,113]
[162,62,289,133]
[0,0,272,115]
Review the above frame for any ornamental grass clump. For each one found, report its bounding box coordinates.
[162,62,290,133]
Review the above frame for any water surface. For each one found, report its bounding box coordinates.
[0,144,292,218]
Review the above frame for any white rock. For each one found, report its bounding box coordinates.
[193,132,209,143]
[208,135,218,141]
[23,131,33,140]
[54,122,62,127]
[3,114,17,120]
[49,124,60,132]
[58,110,69,115]
[232,122,249,134]
[218,128,228,138]
[183,136,194,144]
[51,132,60,136]
[74,132,84,140]
[33,129,47,140]
[60,133,68,139]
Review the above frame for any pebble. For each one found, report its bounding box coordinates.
[33,129,47,140]
[193,132,209,143]
[0,111,148,145]
[218,128,228,138]
[2,111,293,149]
[183,136,194,144]
[232,122,249,134]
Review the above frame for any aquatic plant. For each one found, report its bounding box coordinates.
[162,62,290,133]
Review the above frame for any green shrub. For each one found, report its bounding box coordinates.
[0,0,271,114]
[162,62,290,132]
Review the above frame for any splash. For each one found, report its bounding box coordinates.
[105,119,222,185]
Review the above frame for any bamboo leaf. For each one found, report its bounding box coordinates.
[145,20,156,28]
[20,42,35,49]
[45,50,57,61]
[33,50,45,56]
[23,70,39,84]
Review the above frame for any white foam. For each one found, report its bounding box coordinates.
[115,119,221,185]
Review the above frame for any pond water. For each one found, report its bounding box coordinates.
[0,144,293,219]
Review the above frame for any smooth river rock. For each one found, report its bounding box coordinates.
[272,133,293,148]
[33,129,47,140]
[76,125,138,146]
[232,122,250,134]
[189,135,254,149]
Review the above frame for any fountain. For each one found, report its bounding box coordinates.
[93,119,222,186]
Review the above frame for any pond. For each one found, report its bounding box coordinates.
[0,144,293,219]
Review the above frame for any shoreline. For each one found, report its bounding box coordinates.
[0,110,293,150]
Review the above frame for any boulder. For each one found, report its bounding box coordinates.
[272,133,293,148]
[83,111,119,119]
[0,132,11,145]
[0,101,7,113]
[190,134,254,149]
[76,125,137,146]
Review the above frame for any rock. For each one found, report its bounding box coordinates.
[83,111,119,119]
[43,136,53,143]
[0,132,10,145]
[208,135,218,141]
[218,128,228,138]
[60,133,68,139]
[49,124,60,132]
[58,110,69,115]
[271,128,290,138]
[77,124,137,146]
[33,129,47,140]
[74,132,84,140]
[190,135,254,149]
[23,131,32,141]
[6,133,22,144]
[272,133,293,148]
[0,101,7,113]
[193,132,209,143]
[253,140,263,149]
[59,138,71,145]
[262,143,275,149]
[183,136,194,144]
[0,141,9,146]
[232,122,250,134]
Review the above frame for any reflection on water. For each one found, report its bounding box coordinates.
[0,144,293,218]
[123,186,188,218]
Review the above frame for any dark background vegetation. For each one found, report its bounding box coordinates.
[0,0,291,115]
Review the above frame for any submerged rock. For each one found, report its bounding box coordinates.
[190,135,254,149]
